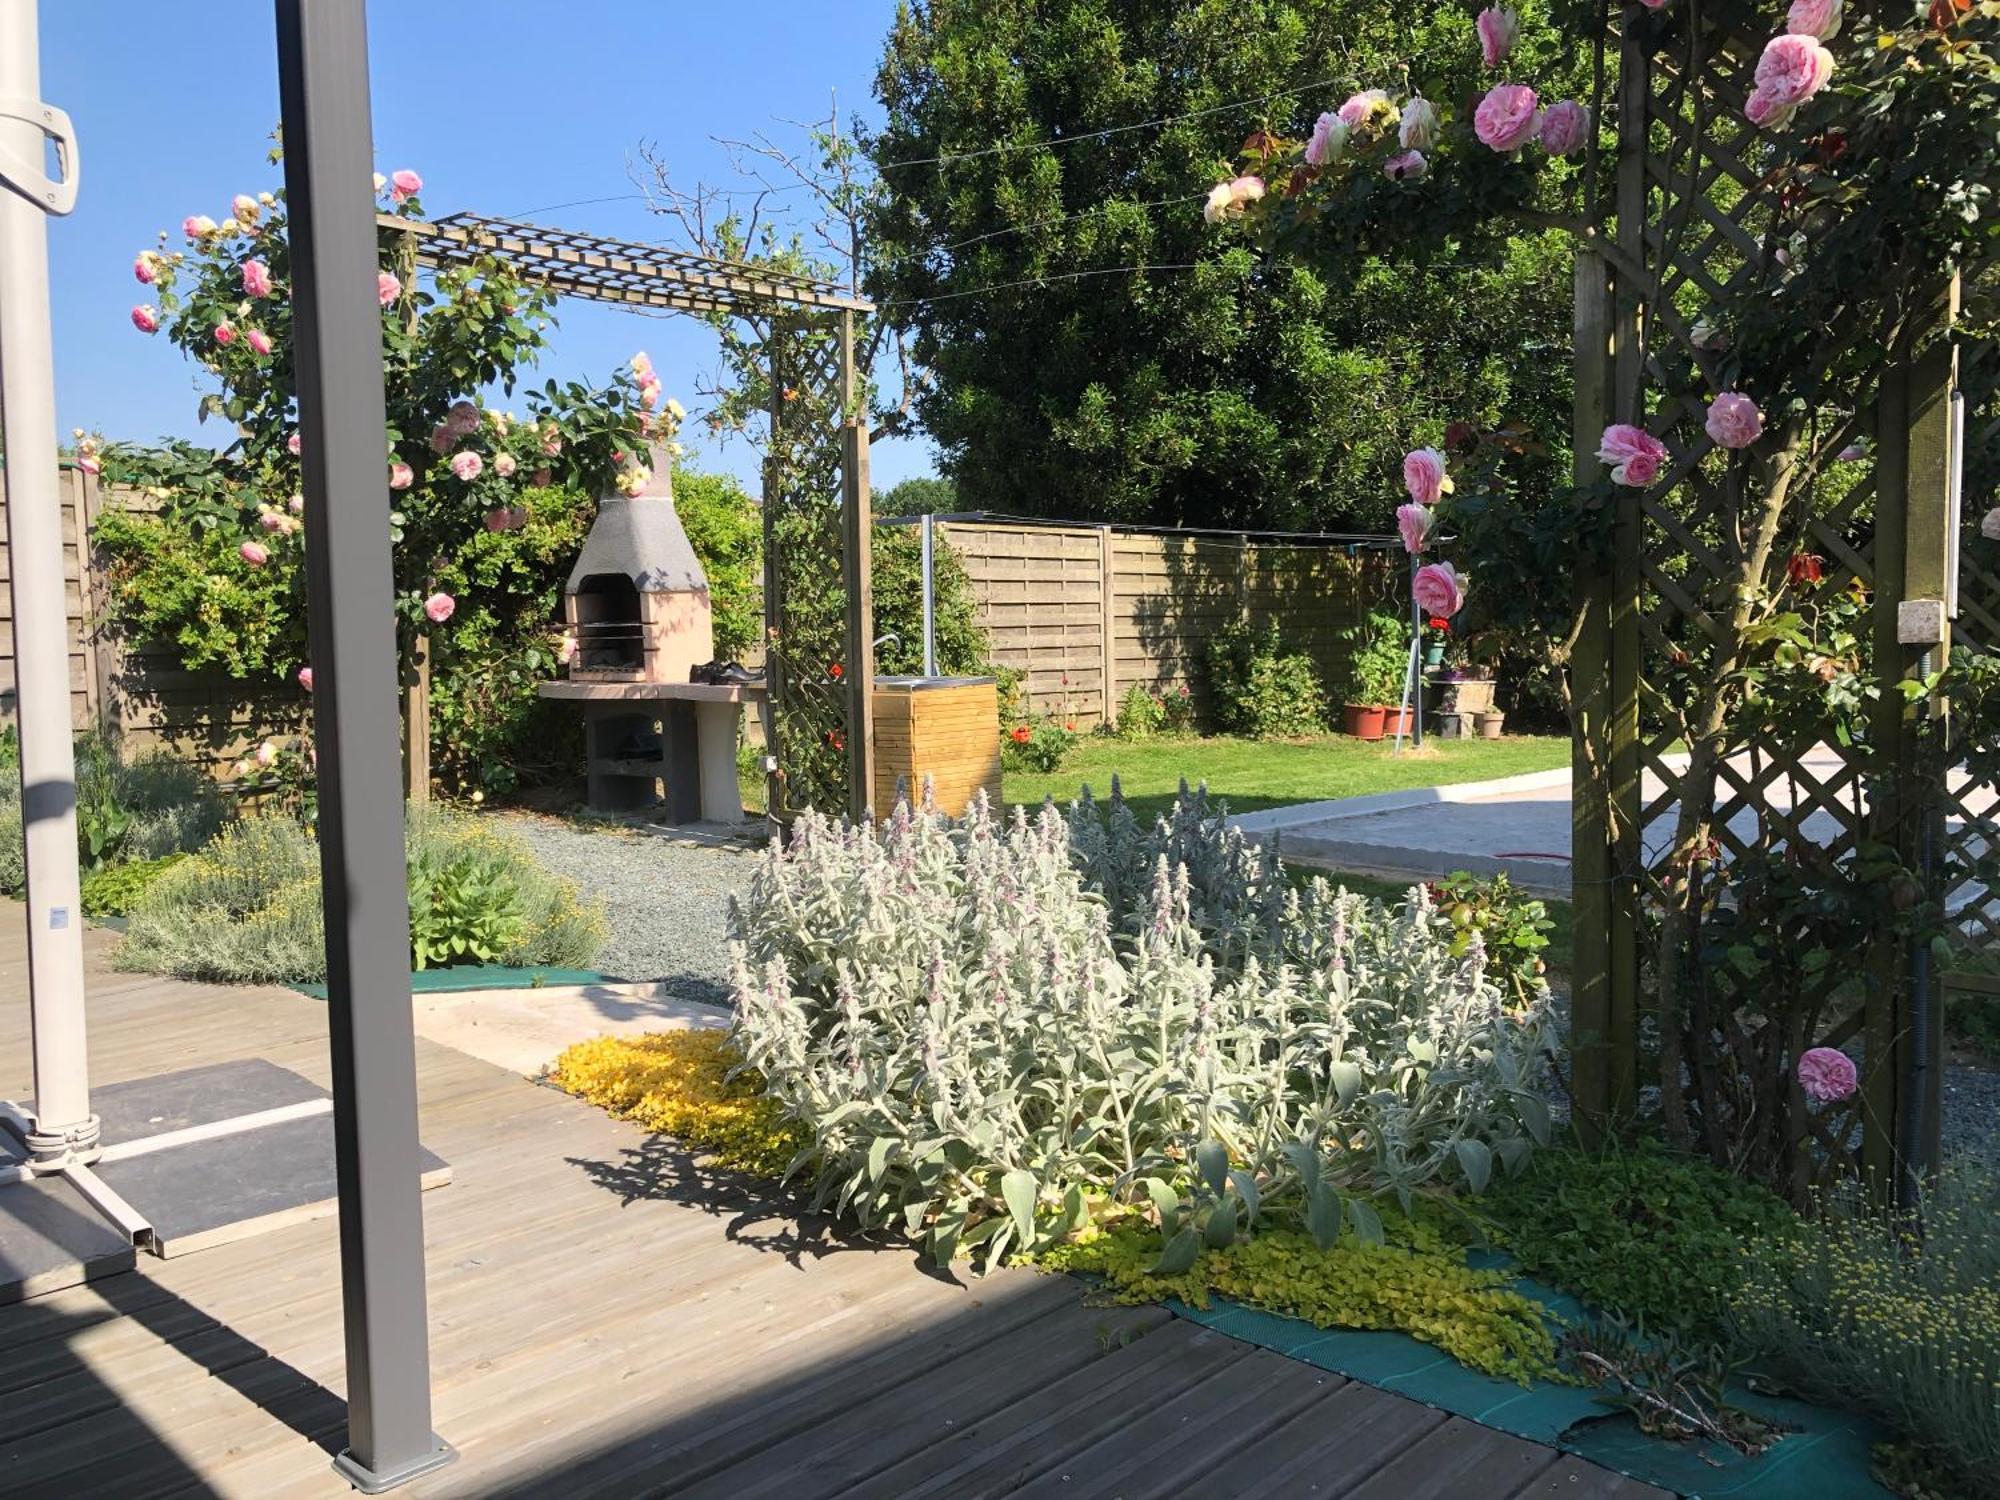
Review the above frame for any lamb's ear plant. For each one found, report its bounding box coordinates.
[728,785,1556,1272]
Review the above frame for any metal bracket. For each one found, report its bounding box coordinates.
[0,95,80,216]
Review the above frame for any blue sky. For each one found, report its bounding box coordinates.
[39,0,936,493]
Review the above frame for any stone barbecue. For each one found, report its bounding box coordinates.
[563,441,713,684]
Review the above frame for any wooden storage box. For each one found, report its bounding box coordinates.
[872,676,1003,818]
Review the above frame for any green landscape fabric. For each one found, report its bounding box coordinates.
[1163,1256,1891,1500]
[290,965,608,999]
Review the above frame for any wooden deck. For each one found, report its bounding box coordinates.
[0,919,1668,1499]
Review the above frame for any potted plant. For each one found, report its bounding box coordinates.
[1475,708,1506,738]
[1341,611,1412,740]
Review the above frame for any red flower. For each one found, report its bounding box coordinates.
[829,662,844,679]
[1065,721,1076,731]
[1428,616,1450,631]
[1787,553,1825,586]
[1010,725,1032,744]
[825,730,845,751]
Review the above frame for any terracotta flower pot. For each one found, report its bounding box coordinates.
[1381,706,1413,736]
[1343,704,1387,741]
[1475,711,1506,739]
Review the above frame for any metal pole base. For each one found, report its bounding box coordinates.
[332,1438,456,1494]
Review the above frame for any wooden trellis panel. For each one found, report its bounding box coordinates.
[1945,347,2000,962]
[1574,14,1964,1187]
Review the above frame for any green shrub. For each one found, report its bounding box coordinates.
[1430,872,1553,1009]
[1341,610,1412,709]
[871,527,992,678]
[1001,716,1077,772]
[1479,1142,1797,1340]
[1206,622,1326,738]
[116,810,605,984]
[728,790,1556,1273]
[80,854,187,919]
[1113,682,1167,740]
[0,732,226,894]
[1726,1161,2000,1500]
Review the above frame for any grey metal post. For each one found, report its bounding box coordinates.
[0,0,97,1163]
[920,512,937,678]
[272,1,453,1489]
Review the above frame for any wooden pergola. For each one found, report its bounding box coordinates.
[383,211,880,821]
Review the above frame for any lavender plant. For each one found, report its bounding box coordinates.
[727,785,1555,1271]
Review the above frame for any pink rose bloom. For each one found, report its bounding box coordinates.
[1303,112,1347,168]
[133,253,156,285]
[389,462,414,490]
[233,193,260,222]
[1413,561,1465,619]
[1383,150,1428,181]
[1476,6,1519,69]
[638,379,661,411]
[1399,98,1438,152]
[288,493,305,515]
[1638,0,1670,7]
[131,305,160,334]
[1475,84,1541,152]
[1540,100,1590,156]
[484,506,525,532]
[557,632,577,666]
[1744,90,1792,129]
[531,467,552,487]
[1598,423,1668,486]
[259,510,286,533]
[377,271,401,307]
[389,169,423,204]
[1338,90,1383,127]
[1396,502,1431,555]
[445,399,480,435]
[429,425,454,453]
[297,667,313,692]
[287,433,302,456]
[494,452,517,478]
[241,258,273,298]
[1787,0,1843,40]
[423,592,456,624]
[1797,1046,1857,1103]
[541,434,563,457]
[449,451,484,482]
[183,215,215,239]
[1754,34,1835,109]
[1704,392,1763,450]
[1838,442,1867,463]
[213,322,237,347]
[239,541,269,567]
[1403,446,1451,506]
[246,328,273,356]
[76,451,100,477]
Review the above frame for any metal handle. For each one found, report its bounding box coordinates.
[0,94,79,216]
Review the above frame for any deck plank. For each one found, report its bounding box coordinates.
[0,906,1670,1498]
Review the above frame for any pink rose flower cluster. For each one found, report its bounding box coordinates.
[1597,424,1669,487]
[1796,1046,1857,1103]
[1473,85,1592,157]
[1202,174,1266,224]
[1704,392,1763,450]
[1399,445,1468,619]
[1746,31,1836,130]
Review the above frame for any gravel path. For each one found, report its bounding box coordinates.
[498,812,751,1002]
[1941,1062,2000,1161]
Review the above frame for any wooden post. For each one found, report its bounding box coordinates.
[838,309,876,822]
[1598,33,1651,1127]
[1098,526,1117,730]
[1864,281,1957,1193]
[1568,244,1620,1140]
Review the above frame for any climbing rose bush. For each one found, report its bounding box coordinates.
[727,786,1555,1272]
[100,161,681,690]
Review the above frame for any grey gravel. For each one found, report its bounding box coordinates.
[1942,1063,2000,1162]
[497,812,753,1002]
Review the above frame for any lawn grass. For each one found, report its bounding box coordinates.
[1004,731,1569,826]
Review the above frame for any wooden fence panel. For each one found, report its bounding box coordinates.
[0,464,103,733]
[939,520,1393,730]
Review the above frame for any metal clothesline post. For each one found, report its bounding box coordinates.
[0,0,98,1168]
[273,0,453,1489]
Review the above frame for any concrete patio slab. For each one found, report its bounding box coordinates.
[412,980,729,1078]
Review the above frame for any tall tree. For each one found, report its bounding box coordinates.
[867,0,1581,531]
